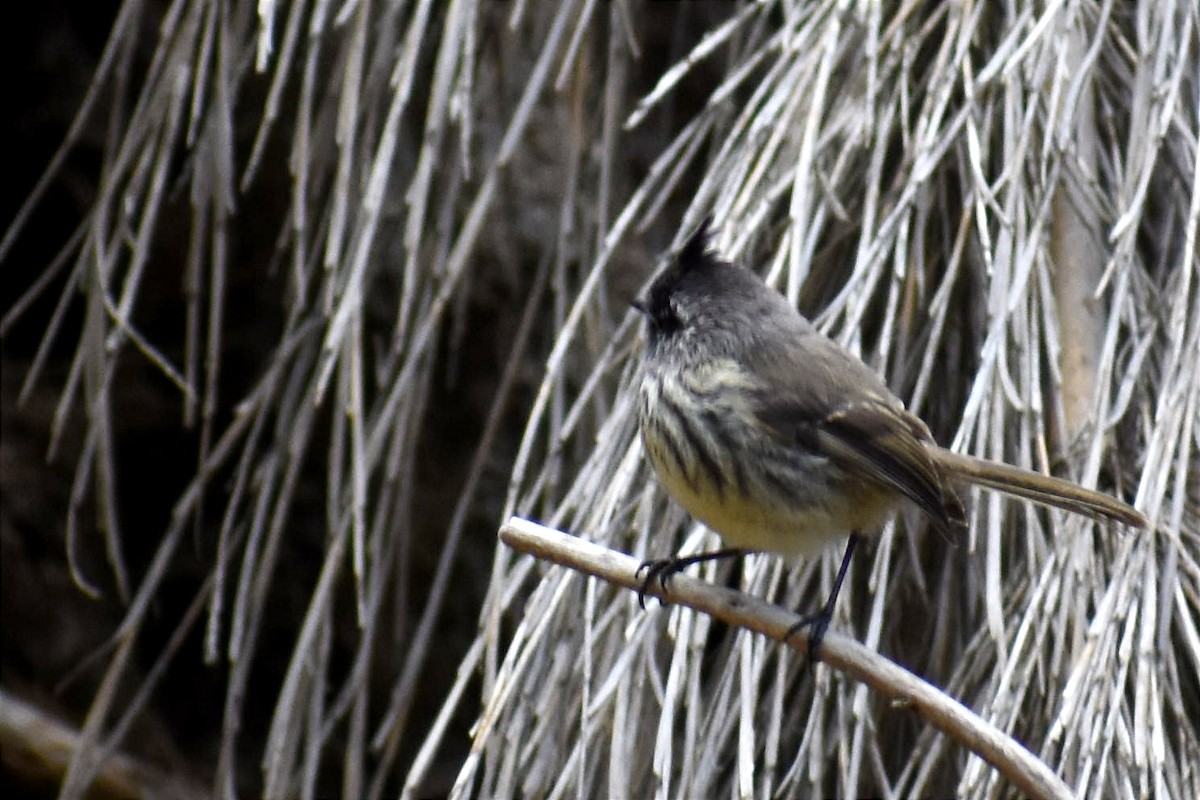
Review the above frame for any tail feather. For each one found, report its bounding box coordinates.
[931,449,1147,529]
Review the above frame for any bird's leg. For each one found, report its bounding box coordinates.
[787,534,860,666]
[636,548,748,609]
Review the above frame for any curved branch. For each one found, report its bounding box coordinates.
[0,689,207,800]
[498,516,1075,800]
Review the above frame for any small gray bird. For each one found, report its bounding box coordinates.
[633,219,1146,659]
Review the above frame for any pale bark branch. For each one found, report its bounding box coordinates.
[499,516,1076,800]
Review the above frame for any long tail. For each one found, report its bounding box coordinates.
[931,448,1147,529]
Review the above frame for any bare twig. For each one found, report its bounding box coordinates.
[0,689,207,800]
[499,517,1075,800]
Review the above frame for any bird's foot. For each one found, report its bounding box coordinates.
[785,609,832,671]
[635,558,684,609]
[635,548,749,609]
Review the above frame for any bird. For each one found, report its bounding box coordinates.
[632,218,1146,659]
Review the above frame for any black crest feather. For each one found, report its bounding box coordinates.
[678,216,715,272]
[636,216,720,330]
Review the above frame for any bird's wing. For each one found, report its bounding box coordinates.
[752,357,966,536]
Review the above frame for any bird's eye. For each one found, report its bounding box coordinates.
[634,287,683,335]
[652,301,681,334]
